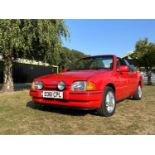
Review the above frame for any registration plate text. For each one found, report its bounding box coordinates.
[42,91,63,99]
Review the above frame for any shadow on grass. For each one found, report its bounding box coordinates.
[26,101,94,116]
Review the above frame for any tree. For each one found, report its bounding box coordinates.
[132,38,155,85]
[0,19,69,92]
[58,47,86,70]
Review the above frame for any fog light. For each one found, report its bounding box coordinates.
[58,81,66,90]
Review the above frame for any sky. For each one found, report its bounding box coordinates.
[63,19,155,57]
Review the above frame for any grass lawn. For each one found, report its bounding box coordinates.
[0,86,155,134]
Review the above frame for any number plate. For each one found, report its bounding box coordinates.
[42,91,63,99]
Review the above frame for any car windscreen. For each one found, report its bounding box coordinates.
[71,56,114,70]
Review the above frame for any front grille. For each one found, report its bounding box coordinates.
[43,84,70,91]
[44,84,57,89]
[44,88,59,91]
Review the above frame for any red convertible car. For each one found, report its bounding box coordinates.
[30,55,143,116]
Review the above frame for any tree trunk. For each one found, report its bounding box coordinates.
[2,53,14,92]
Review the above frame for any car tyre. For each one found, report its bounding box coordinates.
[96,86,116,117]
[132,84,142,100]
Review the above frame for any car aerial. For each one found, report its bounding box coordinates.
[30,55,143,117]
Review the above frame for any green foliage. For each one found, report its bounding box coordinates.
[132,38,155,70]
[0,19,69,61]
[132,38,155,85]
[58,47,86,67]
[0,19,70,91]
[0,20,21,56]
[0,19,85,66]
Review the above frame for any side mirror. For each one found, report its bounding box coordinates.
[117,65,129,72]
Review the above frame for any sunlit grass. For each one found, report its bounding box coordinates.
[0,86,154,134]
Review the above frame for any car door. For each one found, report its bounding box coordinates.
[115,58,130,100]
[124,59,138,95]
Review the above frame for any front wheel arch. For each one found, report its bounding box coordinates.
[96,86,116,117]
[106,83,116,93]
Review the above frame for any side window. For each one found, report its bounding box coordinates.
[116,58,126,69]
[124,59,135,72]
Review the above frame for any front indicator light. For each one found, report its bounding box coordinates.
[86,81,96,90]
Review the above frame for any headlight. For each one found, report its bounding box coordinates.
[58,81,66,90]
[71,81,86,91]
[31,81,43,90]
[71,81,96,91]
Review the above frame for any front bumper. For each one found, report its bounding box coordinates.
[30,89,103,109]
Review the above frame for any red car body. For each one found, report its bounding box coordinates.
[30,55,143,114]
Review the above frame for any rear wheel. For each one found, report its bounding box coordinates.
[96,86,116,117]
[133,84,142,100]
